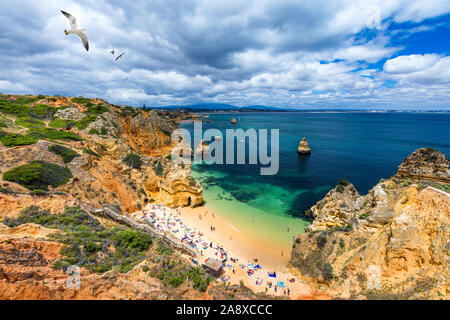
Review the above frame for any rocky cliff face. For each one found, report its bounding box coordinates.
[0,95,202,213]
[291,148,449,299]
[397,148,450,183]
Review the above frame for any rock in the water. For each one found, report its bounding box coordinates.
[397,148,450,183]
[298,137,311,155]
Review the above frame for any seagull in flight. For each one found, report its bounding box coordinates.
[61,10,89,52]
[115,53,126,61]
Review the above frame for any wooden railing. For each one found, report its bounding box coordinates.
[78,202,199,257]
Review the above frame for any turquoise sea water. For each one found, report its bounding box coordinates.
[181,112,450,248]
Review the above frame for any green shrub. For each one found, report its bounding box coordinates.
[29,104,57,120]
[323,263,334,281]
[339,179,350,186]
[0,115,14,128]
[30,190,49,196]
[48,119,75,129]
[0,96,37,117]
[48,144,80,163]
[3,160,72,191]
[123,153,143,169]
[0,130,38,147]
[0,187,17,195]
[168,274,186,287]
[86,104,108,115]
[153,161,164,176]
[76,114,97,130]
[359,212,370,220]
[28,128,83,141]
[15,117,46,129]
[113,228,151,251]
[188,176,197,187]
[83,148,100,158]
[187,266,213,291]
[88,128,100,135]
[71,97,91,105]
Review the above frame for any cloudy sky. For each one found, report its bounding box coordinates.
[0,0,449,109]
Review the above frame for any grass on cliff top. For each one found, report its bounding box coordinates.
[2,160,72,191]
[0,97,56,120]
[48,118,76,129]
[76,114,98,130]
[0,115,14,128]
[0,128,83,148]
[15,117,46,129]
[48,144,80,163]
[0,96,39,117]
[0,130,38,147]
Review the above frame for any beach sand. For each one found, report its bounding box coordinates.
[179,205,327,299]
[180,205,288,269]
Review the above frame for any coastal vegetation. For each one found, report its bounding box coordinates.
[48,144,80,163]
[3,160,72,191]
[123,153,143,169]
[2,205,214,291]
[15,117,46,129]
[83,148,101,158]
[0,130,38,147]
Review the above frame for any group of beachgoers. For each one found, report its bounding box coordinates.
[132,203,295,296]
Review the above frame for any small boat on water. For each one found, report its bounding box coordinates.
[230,118,237,124]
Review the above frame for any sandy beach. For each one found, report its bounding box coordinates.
[180,205,288,269]
[133,203,326,299]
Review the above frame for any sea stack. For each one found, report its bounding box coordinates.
[230,118,237,124]
[298,137,311,155]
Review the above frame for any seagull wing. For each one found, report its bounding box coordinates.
[110,50,115,54]
[115,53,125,61]
[74,30,89,51]
[61,10,78,29]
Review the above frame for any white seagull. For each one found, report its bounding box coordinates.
[61,10,89,52]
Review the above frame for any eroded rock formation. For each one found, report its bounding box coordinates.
[291,148,450,299]
[298,137,311,155]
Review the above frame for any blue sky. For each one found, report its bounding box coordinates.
[0,0,449,109]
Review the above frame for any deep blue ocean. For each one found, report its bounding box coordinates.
[180,112,450,245]
[182,112,450,217]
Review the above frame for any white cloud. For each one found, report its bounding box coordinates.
[384,55,450,84]
[384,54,442,74]
[0,0,449,108]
